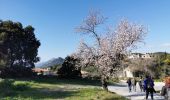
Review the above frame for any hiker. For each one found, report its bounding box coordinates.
[127,78,132,92]
[151,76,156,93]
[142,77,145,92]
[144,75,155,100]
[139,76,143,92]
[132,77,137,92]
[161,76,170,100]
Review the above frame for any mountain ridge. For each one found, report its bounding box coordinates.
[35,57,64,68]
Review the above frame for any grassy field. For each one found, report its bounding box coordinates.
[0,78,128,100]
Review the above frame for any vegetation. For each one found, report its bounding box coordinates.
[50,64,62,71]
[128,57,159,77]
[57,56,81,78]
[128,52,170,79]
[82,66,101,79]
[0,20,40,77]
[0,78,128,100]
[0,10,168,100]
[74,10,147,90]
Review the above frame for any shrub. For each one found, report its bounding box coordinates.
[0,66,37,78]
[0,79,16,96]
[0,79,14,89]
[0,79,30,92]
[13,82,30,91]
[57,56,81,78]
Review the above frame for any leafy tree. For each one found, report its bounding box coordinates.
[57,56,81,78]
[74,11,147,91]
[164,59,170,65]
[154,52,170,78]
[0,20,40,77]
[161,59,170,77]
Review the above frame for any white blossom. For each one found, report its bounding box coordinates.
[74,11,147,89]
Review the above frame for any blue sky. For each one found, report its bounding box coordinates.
[1,0,170,62]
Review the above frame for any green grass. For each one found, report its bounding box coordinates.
[0,78,128,100]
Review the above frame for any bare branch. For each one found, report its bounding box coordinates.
[76,10,107,46]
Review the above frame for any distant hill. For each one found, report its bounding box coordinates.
[153,52,170,55]
[35,57,64,68]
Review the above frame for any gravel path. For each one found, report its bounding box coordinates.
[108,80,165,100]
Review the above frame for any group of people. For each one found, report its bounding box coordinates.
[126,77,137,92]
[126,75,155,100]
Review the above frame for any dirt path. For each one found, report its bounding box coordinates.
[108,80,165,100]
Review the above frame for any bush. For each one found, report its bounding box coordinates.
[57,56,81,78]
[13,82,30,91]
[0,79,16,96]
[0,66,37,78]
[0,79,30,92]
[0,79,14,89]
[81,66,101,80]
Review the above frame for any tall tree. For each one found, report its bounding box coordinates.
[0,20,40,76]
[74,11,147,91]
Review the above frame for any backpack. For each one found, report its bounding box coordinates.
[165,77,170,87]
[146,79,152,88]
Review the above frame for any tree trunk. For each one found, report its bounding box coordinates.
[101,75,108,91]
[9,59,14,68]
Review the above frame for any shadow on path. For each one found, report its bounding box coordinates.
[126,92,145,97]
[110,83,127,87]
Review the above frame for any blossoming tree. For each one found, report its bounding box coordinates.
[74,11,147,91]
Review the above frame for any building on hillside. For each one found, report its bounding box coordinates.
[141,53,154,59]
[128,53,154,59]
[128,53,142,59]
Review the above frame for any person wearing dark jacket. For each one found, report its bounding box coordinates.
[127,78,132,92]
[132,77,137,92]
[144,75,154,100]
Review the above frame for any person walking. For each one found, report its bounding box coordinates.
[132,77,137,92]
[142,77,145,92]
[161,76,170,99]
[144,75,155,100]
[127,78,132,92]
[139,76,143,92]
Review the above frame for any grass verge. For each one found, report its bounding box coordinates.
[0,78,128,100]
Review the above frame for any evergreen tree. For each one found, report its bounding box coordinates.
[0,20,40,77]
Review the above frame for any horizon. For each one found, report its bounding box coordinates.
[37,51,170,65]
[1,0,170,63]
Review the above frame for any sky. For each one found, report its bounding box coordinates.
[1,0,170,62]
